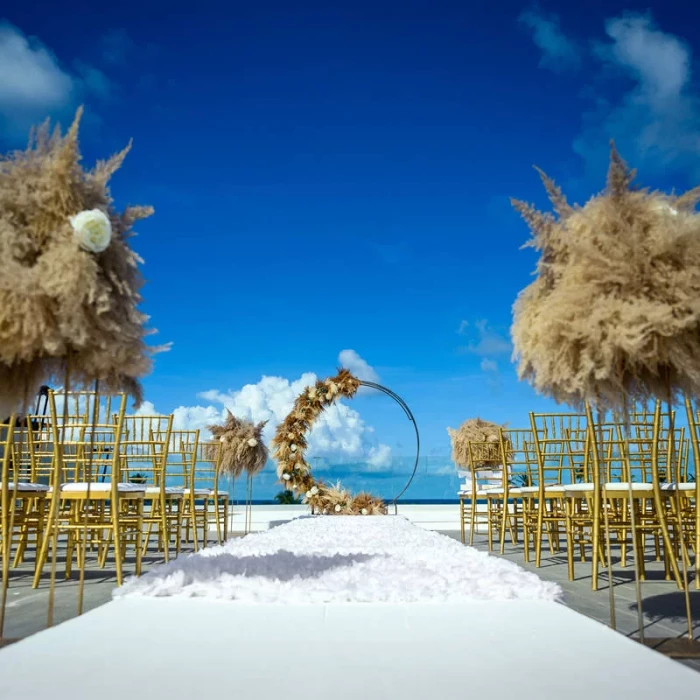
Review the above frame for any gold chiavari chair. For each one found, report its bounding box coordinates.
[163,430,200,551]
[585,405,684,590]
[2,416,52,569]
[1,415,18,637]
[32,392,146,588]
[119,414,178,562]
[506,429,538,561]
[187,440,230,547]
[680,399,700,588]
[459,429,509,551]
[529,412,588,567]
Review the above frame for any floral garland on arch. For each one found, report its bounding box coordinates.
[272,369,387,516]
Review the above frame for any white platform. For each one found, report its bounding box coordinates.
[226,503,470,533]
[0,598,696,699]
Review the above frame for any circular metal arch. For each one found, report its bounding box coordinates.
[358,380,420,514]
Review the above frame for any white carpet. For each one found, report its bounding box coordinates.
[115,516,563,603]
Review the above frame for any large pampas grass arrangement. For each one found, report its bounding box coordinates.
[510,142,700,647]
[0,107,164,409]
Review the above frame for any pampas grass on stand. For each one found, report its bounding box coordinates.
[207,410,268,478]
[0,107,164,409]
[447,418,511,469]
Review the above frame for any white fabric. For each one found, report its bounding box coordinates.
[604,482,654,492]
[517,486,539,494]
[562,483,595,493]
[0,482,49,492]
[116,515,562,604]
[60,482,145,493]
[1,598,698,700]
[459,487,502,497]
[145,486,185,496]
[183,488,215,497]
[660,482,697,492]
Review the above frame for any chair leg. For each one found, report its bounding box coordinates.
[535,497,545,567]
[33,496,59,589]
[469,500,476,547]
[112,499,124,587]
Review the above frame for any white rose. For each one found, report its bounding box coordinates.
[219,436,226,443]
[70,209,112,253]
[310,486,319,496]
[361,508,368,516]
[282,473,291,481]
[290,444,297,452]
[247,438,258,447]
[305,490,313,498]
[334,504,342,512]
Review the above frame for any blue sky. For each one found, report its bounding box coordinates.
[1,0,699,496]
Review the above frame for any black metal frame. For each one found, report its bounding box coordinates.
[358,380,420,514]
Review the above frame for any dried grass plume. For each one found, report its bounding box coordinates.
[208,410,268,478]
[447,418,510,468]
[0,107,164,409]
[511,144,700,411]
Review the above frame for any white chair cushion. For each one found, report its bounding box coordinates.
[660,482,697,492]
[183,488,215,497]
[0,482,50,492]
[517,486,539,494]
[604,482,653,492]
[145,486,185,497]
[477,488,504,497]
[60,482,145,493]
[545,485,567,493]
[563,483,595,492]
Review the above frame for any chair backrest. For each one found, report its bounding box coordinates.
[162,430,199,490]
[191,440,225,495]
[1,415,16,484]
[684,399,700,487]
[118,415,174,488]
[504,429,537,488]
[463,429,509,495]
[615,408,680,484]
[529,413,588,488]
[47,391,128,488]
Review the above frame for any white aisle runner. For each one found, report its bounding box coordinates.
[0,598,697,699]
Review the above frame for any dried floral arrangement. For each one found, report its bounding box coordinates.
[207,410,268,478]
[447,418,511,468]
[272,369,387,515]
[0,107,164,410]
[511,144,700,412]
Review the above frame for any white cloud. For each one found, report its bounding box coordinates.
[459,320,511,357]
[0,22,111,138]
[338,349,380,396]
[518,7,581,72]
[456,320,469,336]
[137,367,392,470]
[574,13,700,178]
[0,23,73,111]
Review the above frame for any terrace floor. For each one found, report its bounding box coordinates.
[1,515,699,675]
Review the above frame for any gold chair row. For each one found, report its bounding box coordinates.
[459,401,699,592]
[1,390,231,590]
